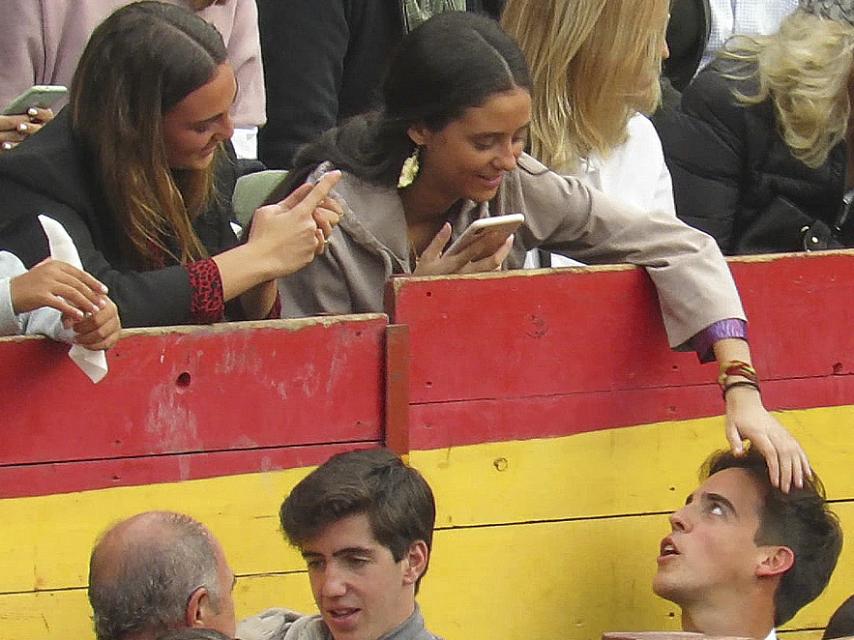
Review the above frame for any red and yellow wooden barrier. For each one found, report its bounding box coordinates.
[2,252,852,640]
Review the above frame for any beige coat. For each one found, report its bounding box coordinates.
[277,154,745,349]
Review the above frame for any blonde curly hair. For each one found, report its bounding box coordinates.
[721,10,854,168]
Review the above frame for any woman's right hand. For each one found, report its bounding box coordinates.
[413,222,514,276]
[0,108,54,150]
[246,170,343,278]
[9,258,109,320]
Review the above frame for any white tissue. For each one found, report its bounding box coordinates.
[38,215,109,383]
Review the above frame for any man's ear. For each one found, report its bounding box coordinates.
[402,540,430,586]
[185,586,210,628]
[756,545,795,578]
[406,123,431,147]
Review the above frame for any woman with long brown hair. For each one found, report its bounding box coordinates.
[0,2,340,327]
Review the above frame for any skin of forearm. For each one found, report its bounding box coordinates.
[212,243,278,319]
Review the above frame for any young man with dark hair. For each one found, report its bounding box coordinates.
[653,448,843,639]
[238,448,439,640]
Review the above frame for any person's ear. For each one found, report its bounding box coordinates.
[406,123,432,147]
[402,540,430,586]
[185,585,210,627]
[756,545,795,578]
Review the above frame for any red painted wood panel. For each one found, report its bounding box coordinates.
[0,442,378,499]
[728,254,854,379]
[408,374,854,451]
[0,317,387,466]
[388,253,854,407]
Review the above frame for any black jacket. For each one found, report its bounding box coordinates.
[257,0,503,169]
[655,59,853,254]
[0,110,241,327]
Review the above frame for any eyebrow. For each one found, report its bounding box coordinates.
[473,123,531,138]
[685,491,738,516]
[301,546,376,560]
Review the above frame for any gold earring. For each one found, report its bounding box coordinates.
[397,146,421,189]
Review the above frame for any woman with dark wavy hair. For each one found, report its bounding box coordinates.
[0,1,341,327]
[275,10,810,492]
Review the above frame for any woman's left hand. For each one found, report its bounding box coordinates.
[68,297,121,351]
[724,384,811,493]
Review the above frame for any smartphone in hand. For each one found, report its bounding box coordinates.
[445,213,524,261]
[2,85,67,116]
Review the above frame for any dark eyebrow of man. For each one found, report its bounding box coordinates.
[333,547,375,558]
[300,547,375,560]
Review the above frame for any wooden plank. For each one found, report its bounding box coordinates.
[384,324,411,456]
[409,405,854,527]
[0,573,316,640]
[4,506,850,640]
[408,376,854,453]
[0,441,377,500]
[3,406,849,595]
[0,315,386,469]
[416,505,854,640]
[0,465,320,593]
[387,252,854,409]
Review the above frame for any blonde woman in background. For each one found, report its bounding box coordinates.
[656,0,854,254]
[501,0,673,267]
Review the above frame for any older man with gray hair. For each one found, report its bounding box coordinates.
[88,511,237,640]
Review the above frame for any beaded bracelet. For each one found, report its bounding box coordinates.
[721,379,761,399]
[717,359,759,389]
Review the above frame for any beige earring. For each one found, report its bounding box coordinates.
[397,146,421,189]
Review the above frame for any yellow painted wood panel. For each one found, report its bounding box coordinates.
[410,405,854,527]
[3,406,848,594]
[418,507,854,640]
[1,406,850,640]
[2,508,849,640]
[0,464,317,593]
[0,573,317,640]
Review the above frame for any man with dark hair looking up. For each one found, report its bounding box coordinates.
[88,511,237,640]
[238,448,439,640]
[653,448,843,639]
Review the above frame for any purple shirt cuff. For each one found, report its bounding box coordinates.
[689,318,748,363]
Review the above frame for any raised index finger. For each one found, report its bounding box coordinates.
[280,171,342,213]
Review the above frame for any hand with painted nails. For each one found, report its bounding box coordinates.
[0,108,54,151]
[10,258,111,321]
[69,296,121,351]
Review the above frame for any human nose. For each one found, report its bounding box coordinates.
[215,113,234,142]
[669,505,691,532]
[661,39,670,61]
[493,140,519,172]
[318,563,348,598]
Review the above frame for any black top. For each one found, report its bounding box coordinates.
[655,59,853,254]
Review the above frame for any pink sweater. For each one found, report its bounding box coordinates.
[0,0,266,128]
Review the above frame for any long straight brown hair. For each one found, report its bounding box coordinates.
[70,1,228,268]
